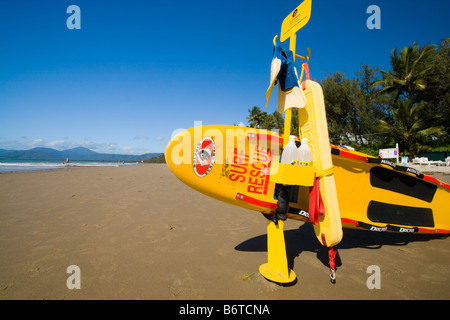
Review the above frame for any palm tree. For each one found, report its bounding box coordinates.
[378,99,444,157]
[246,106,266,128]
[373,43,436,101]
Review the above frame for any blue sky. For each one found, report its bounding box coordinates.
[1,0,449,154]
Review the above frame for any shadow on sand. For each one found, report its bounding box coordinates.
[235,222,447,270]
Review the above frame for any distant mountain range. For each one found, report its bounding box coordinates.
[0,147,163,162]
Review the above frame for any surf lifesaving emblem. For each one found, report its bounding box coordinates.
[193,137,216,177]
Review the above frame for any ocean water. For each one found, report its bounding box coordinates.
[0,160,137,173]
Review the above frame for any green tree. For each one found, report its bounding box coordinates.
[246,106,266,128]
[378,99,444,157]
[320,66,388,147]
[321,72,356,145]
[246,107,295,134]
[373,42,437,101]
[374,41,448,153]
[354,64,394,150]
[260,112,275,130]
[271,110,284,132]
[420,39,450,142]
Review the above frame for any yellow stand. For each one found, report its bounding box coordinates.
[259,0,313,285]
[259,220,296,284]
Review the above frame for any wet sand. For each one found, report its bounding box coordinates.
[0,164,449,300]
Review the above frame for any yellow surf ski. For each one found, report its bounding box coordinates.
[165,125,450,235]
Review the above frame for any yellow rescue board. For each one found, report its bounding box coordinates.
[299,79,343,247]
[165,124,450,236]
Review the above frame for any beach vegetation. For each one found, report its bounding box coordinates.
[144,154,166,163]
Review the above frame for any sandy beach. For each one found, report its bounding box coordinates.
[0,164,449,300]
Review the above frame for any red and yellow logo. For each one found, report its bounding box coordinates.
[193,137,216,177]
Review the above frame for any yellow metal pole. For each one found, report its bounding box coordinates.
[283,110,292,146]
[289,32,297,56]
[283,33,297,146]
